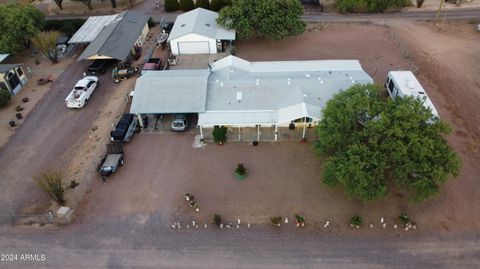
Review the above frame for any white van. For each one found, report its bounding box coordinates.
[385,71,439,119]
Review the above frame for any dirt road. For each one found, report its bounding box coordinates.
[0,62,119,214]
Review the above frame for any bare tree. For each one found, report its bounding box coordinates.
[31,31,60,64]
[111,0,117,8]
[54,0,64,9]
[74,0,93,10]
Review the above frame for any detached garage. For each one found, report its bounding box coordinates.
[168,8,235,55]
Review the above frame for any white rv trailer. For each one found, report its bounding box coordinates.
[385,71,439,119]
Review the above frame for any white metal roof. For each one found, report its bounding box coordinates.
[388,71,439,117]
[199,56,373,126]
[0,54,9,63]
[130,70,209,114]
[167,8,235,42]
[68,14,118,44]
[129,56,373,126]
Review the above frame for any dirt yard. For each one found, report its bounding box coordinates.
[76,22,480,234]
[0,51,76,149]
[238,22,480,232]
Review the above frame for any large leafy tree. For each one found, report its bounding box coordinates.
[179,0,195,11]
[217,0,305,40]
[210,0,231,11]
[316,84,460,202]
[196,0,210,9]
[0,4,45,54]
[164,0,180,12]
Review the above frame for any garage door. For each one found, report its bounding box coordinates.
[178,41,210,54]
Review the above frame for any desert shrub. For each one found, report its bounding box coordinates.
[399,213,411,225]
[235,163,247,176]
[0,89,12,107]
[164,0,180,12]
[270,216,282,226]
[212,126,227,144]
[33,168,66,206]
[350,215,362,227]
[213,214,222,226]
[336,0,410,13]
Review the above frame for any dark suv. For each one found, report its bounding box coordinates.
[86,59,109,75]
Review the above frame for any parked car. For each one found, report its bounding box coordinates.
[98,143,124,183]
[162,22,174,33]
[171,114,188,132]
[86,59,110,75]
[110,113,139,142]
[65,76,99,108]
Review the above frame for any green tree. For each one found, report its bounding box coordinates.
[217,0,305,40]
[179,0,195,11]
[212,0,232,11]
[31,31,60,64]
[0,4,45,54]
[0,89,12,108]
[165,0,181,11]
[196,0,210,9]
[316,84,460,202]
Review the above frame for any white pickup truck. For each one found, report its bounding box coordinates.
[65,76,99,108]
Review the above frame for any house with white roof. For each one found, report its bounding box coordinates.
[130,55,373,142]
[167,8,235,55]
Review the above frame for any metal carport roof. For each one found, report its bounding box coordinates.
[130,70,210,114]
[68,14,118,44]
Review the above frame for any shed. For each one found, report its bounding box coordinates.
[167,8,235,55]
[0,64,28,96]
[78,11,150,62]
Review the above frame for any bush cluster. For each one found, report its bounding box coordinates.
[44,19,86,36]
[336,0,411,13]
[165,0,231,12]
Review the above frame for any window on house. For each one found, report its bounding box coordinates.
[16,67,23,77]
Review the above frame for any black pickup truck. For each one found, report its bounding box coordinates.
[110,113,139,142]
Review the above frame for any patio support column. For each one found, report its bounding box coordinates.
[257,125,260,141]
[302,117,306,139]
[238,126,241,142]
[137,114,144,129]
[274,125,278,141]
[199,125,204,138]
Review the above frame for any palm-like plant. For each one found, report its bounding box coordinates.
[31,31,60,64]
[33,168,66,205]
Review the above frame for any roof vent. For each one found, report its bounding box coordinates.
[181,24,186,27]
[305,74,311,78]
[236,91,243,102]
[205,23,210,27]
[407,81,415,89]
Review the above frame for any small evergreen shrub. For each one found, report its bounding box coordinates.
[164,0,180,12]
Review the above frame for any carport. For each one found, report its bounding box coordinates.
[73,11,150,62]
[130,70,209,130]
